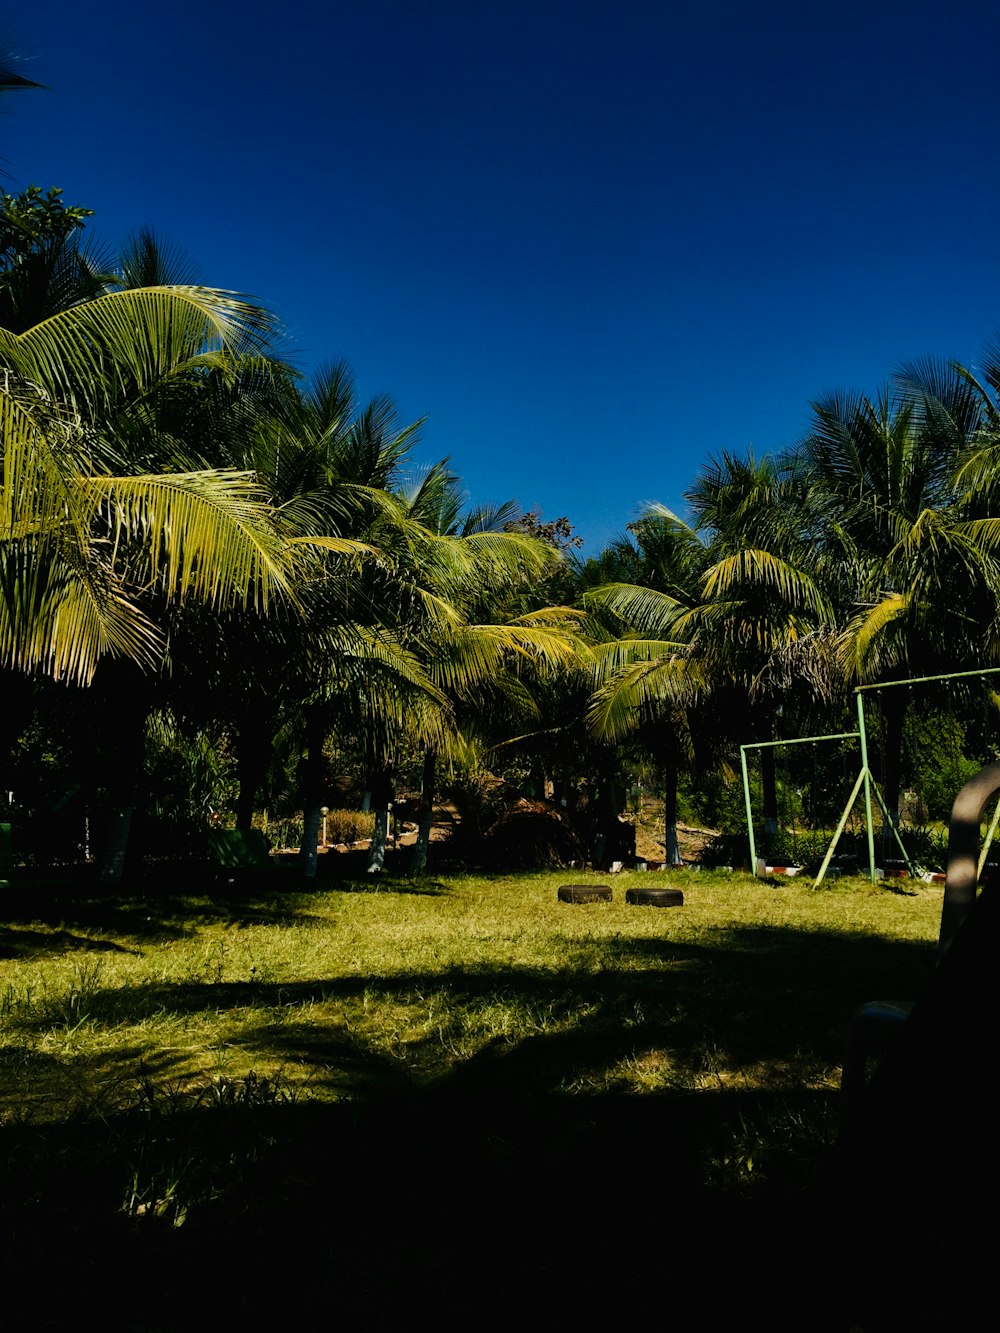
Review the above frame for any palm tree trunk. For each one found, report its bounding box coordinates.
[663,750,681,865]
[235,724,271,832]
[592,749,623,868]
[298,706,326,879]
[96,665,149,887]
[368,809,389,872]
[411,746,436,873]
[99,805,134,886]
[366,767,393,873]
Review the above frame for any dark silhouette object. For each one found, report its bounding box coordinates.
[625,887,683,907]
[831,762,1000,1329]
[0,63,41,92]
[840,761,1000,1118]
[557,884,612,903]
[591,816,636,871]
[484,807,585,869]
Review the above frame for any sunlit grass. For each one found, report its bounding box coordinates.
[0,869,941,1126]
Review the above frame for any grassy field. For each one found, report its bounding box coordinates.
[0,866,944,1328]
[0,867,941,1114]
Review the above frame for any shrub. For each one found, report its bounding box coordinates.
[324,809,376,845]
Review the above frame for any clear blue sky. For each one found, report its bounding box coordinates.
[4,0,999,551]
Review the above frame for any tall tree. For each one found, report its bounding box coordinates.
[0,192,302,880]
[582,508,714,862]
[394,470,580,871]
[685,370,1000,845]
[786,384,1000,827]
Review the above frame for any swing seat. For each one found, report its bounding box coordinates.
[840,761,1000,1123]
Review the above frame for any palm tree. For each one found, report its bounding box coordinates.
[180,362,566,880]
[182,357,437,877]
[582,459,844,865]
[0,256,306,881]
[784,384,1000,828]
[392,469,581,871]
[582,508,715,863]
[688,370,1000,849]
[0,284,294,676]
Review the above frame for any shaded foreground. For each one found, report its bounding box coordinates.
[2,1090,828,1329]
[0,869,983,1328]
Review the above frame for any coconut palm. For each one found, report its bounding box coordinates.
[581,508,717,862]
[174,363,566,877]
[582,463,847,863]
[376,466,583,871]
[689,373,1000,842]
[0,282,294,683]
[175,357,435,875]
[784,384,1000,825]
[0,239,306,882]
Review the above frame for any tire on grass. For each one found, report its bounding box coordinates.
[625,887,683,907]
[558,884,612,904]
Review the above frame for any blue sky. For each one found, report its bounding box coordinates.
[4,0,999,551]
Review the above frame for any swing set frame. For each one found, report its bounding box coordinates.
[741,666,1000,887]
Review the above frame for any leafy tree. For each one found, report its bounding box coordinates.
[582,508,715,861]
[503,507,584,607]
[387,468,581,871]
[0,192,302,878]
[0,185,111,332]
[177,358,433,876]
[785,383,1000,827]
[678,365,1000,848]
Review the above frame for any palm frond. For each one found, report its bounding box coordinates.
[702,549,833,620]
[81,469,295,610]
[588,637,690,682]
[839,593,911,681]
[2,286,276,405]
[582,582,688,636]
[508,606,587,630]
[587,655,706,742]
[0,543,162,680]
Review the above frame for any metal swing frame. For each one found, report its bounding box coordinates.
[742,667,1000,887]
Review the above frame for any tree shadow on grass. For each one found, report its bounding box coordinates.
[0,917,952,1331]
[331,876,453,896]
[3,923,937,1097]
[0,1041,194,1124]
[222,1020,415,1097]
[0,925,141,959]
[0,885,330,947]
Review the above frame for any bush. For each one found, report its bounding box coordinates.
[905,709,987,822]
[324,809,376,845]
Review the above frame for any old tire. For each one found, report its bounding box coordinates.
[625,887,683,907]
[558,884,612,904]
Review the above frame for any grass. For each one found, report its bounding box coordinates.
[0,866,944,1327]
[0,868,940,1114]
